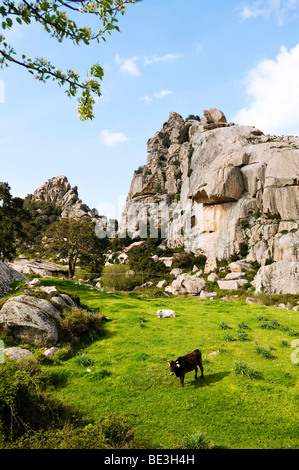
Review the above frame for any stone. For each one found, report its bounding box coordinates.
[118,253,129,264]
[229,261,251,272]
[200,291,217,299]
[204,257,217,274]
[4,347,33,362]
[253,261,299,295]
[170,268,182,277]
[159,257,174,268]
[225,272,245,280]
[157,280,167,288]
[59,294,76,307]
[51,296,69,309]
[166,273,208,295]
[0,295,60,346]
[44,346,60,359]
[217,279,248,290]
[28,278,41,287]
[40,286,59,298]
[207,273,220,282]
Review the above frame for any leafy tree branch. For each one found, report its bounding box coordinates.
[0,0,141,120]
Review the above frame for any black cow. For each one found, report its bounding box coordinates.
[167,349,204,387]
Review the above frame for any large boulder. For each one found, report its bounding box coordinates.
[0,295,60,346]
[0,261,28,298]
[166,273,208,295]
[253,261,299,295]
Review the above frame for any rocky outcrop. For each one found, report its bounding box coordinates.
[119,108,299,294]
[119,109,299,294]
[252,261,299,295]
[0,261,28,298]
[29,175,98,219]
[8,258,68,278]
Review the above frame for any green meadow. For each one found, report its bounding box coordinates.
[40,279,299,449]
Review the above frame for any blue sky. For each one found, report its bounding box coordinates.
[1,0,299,219]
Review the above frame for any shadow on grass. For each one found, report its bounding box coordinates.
[190,371,230,388]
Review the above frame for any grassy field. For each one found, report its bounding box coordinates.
[40,279,299,449]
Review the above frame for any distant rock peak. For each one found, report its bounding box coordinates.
[30,175,98,219]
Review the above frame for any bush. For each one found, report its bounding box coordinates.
[75,353,94,367]
[101,264,137,291]
[59,307,104,342]
[178,124,192,144]
[219,321,231,330]
[236,330,248,342]
[256,346,273,359]
[232,361,258,379]
[0,360,78,442]
[181,429,211,449]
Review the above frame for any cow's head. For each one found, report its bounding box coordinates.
[167,360,181,376]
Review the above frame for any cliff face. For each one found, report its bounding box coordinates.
[120,109,299,266]
[30,175,98,219]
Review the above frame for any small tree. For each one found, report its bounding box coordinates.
[43,217,108,278]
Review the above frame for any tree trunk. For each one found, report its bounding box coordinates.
[68,262,75,279]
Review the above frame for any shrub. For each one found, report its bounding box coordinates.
[232,360,258,379]
[236,330,248,342]
[75,353,94,367]
[181,429,211,449]
[238,322,250,330]
[256,346,273,359]
[0,360,78,442]
[219,321,231,330]
[59,307,104,342]
[178,124,192,144]
[224,333,234,342]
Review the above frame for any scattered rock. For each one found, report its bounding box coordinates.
[4,347,33,362]
[40,286,59,298]
[44,346,60,359]
[28,278,41,287]
[166,273,208,295]
[157,280,167,288]
[217,279,248,290]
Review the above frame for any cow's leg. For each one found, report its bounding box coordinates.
[180,375,185,387]
[194,366,198,380]
[198,357,204,378]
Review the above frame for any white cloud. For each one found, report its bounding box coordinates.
[195,42,204,54]
[140,95,152,105]
[238,0,299,24]
[140,90,173,105]
[115,54,141,77]
[153,90,173,99]
[234,44,299,135]
[143,53,182,66]
[99,130,129,147]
